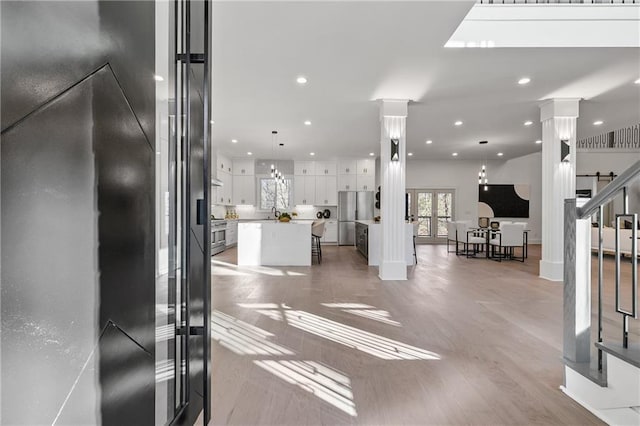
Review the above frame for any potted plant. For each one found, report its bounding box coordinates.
[278,212,292,222]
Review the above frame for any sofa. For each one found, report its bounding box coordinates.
[590,227,637,256]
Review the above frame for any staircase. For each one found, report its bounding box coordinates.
[562,160,640,425]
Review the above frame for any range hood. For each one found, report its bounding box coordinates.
[211,178,223,186]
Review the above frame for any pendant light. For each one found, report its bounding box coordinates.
[478,140,488,191]
[270,130,284,184]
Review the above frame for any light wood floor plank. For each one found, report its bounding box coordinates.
[210,244,605,425]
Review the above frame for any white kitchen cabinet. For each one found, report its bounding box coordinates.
[294,160,315,176]
[313,161,336,176]
[337,159,357,175]
[219,171,233,205]
[356,159,375,176]
[356,174,375,191]
[294,175,316,205]
[233,175,255,205]
[218,153,232,175]
[337,174,357,191]
[226,221,238,247]
[315,175,337,205]
[232,159,255,176]
[321,220,338,244]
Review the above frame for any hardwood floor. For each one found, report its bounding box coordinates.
[209,244,603,425]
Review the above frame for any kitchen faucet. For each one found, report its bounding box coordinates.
[271,206,280,219]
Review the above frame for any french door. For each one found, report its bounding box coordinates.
[406,189,455,244]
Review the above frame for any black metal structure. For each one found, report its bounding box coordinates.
[170,1,212,424]
[1,1,156,423]
[1,1,211,424]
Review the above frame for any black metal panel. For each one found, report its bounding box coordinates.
[92,65,156,353]
[1,1,157,424]
[1,66,102,426]
[99,322,155,426]
[97,1,156,146]
[0,1,156,146]
[0,1,105,131]
[190,65,206,252]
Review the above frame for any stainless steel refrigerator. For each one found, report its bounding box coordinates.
[338,191,374,245]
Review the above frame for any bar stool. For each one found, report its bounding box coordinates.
[311,220,325,264]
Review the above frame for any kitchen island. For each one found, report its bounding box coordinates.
[237,221,312,266]
[356,220,415,266]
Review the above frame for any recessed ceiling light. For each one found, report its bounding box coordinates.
[247,152,252,156]
[497,152,504,156]
[635,78,640,84]
[408,152,413,156]
[518,77,531,85]
[369,152,375,156]
[593,120,604,126]
[426,140,433,145]
[309,152,315,156]
[535,140,542,144]
[231,139,238,143]
[304,120,312,126]
[454,120,463,126]
[452,152,458,157]
[296,76,308,84]
[153,75,164,82]
[524,120,533,126]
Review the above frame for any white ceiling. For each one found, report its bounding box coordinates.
[212,1,640,161]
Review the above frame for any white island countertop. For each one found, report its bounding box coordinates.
[237,221,312,266]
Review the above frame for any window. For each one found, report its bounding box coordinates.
[260,178,292,211]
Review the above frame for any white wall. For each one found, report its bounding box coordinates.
[406,152,542,242]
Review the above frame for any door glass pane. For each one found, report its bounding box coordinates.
[436,192,452,237]
[417,192,432,237]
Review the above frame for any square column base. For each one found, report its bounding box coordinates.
[379,261,407,281]
[540,259,563,281]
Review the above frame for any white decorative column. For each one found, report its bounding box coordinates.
[379,100,408,281]
[539,98,580,281]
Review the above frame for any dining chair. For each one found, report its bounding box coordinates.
[456,221,486,258]
[478,217,490,228]
[513,222,529,258]
[489,222,526,262]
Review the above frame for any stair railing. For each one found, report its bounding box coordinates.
[564,160,640,372]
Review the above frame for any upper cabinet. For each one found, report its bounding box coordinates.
[232,175,255,205]
[313,161,336,176]
[315,176,337,205]
[218,153,232,174]
[337,159,357,175]
[337,174,357,191]
[294,175,316,205]
[356,175,375,191]
[232,159,255,176]
[214,152,233,205]
[217,170,233,205]
[294,161,315,176]
[356,159,375,176]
